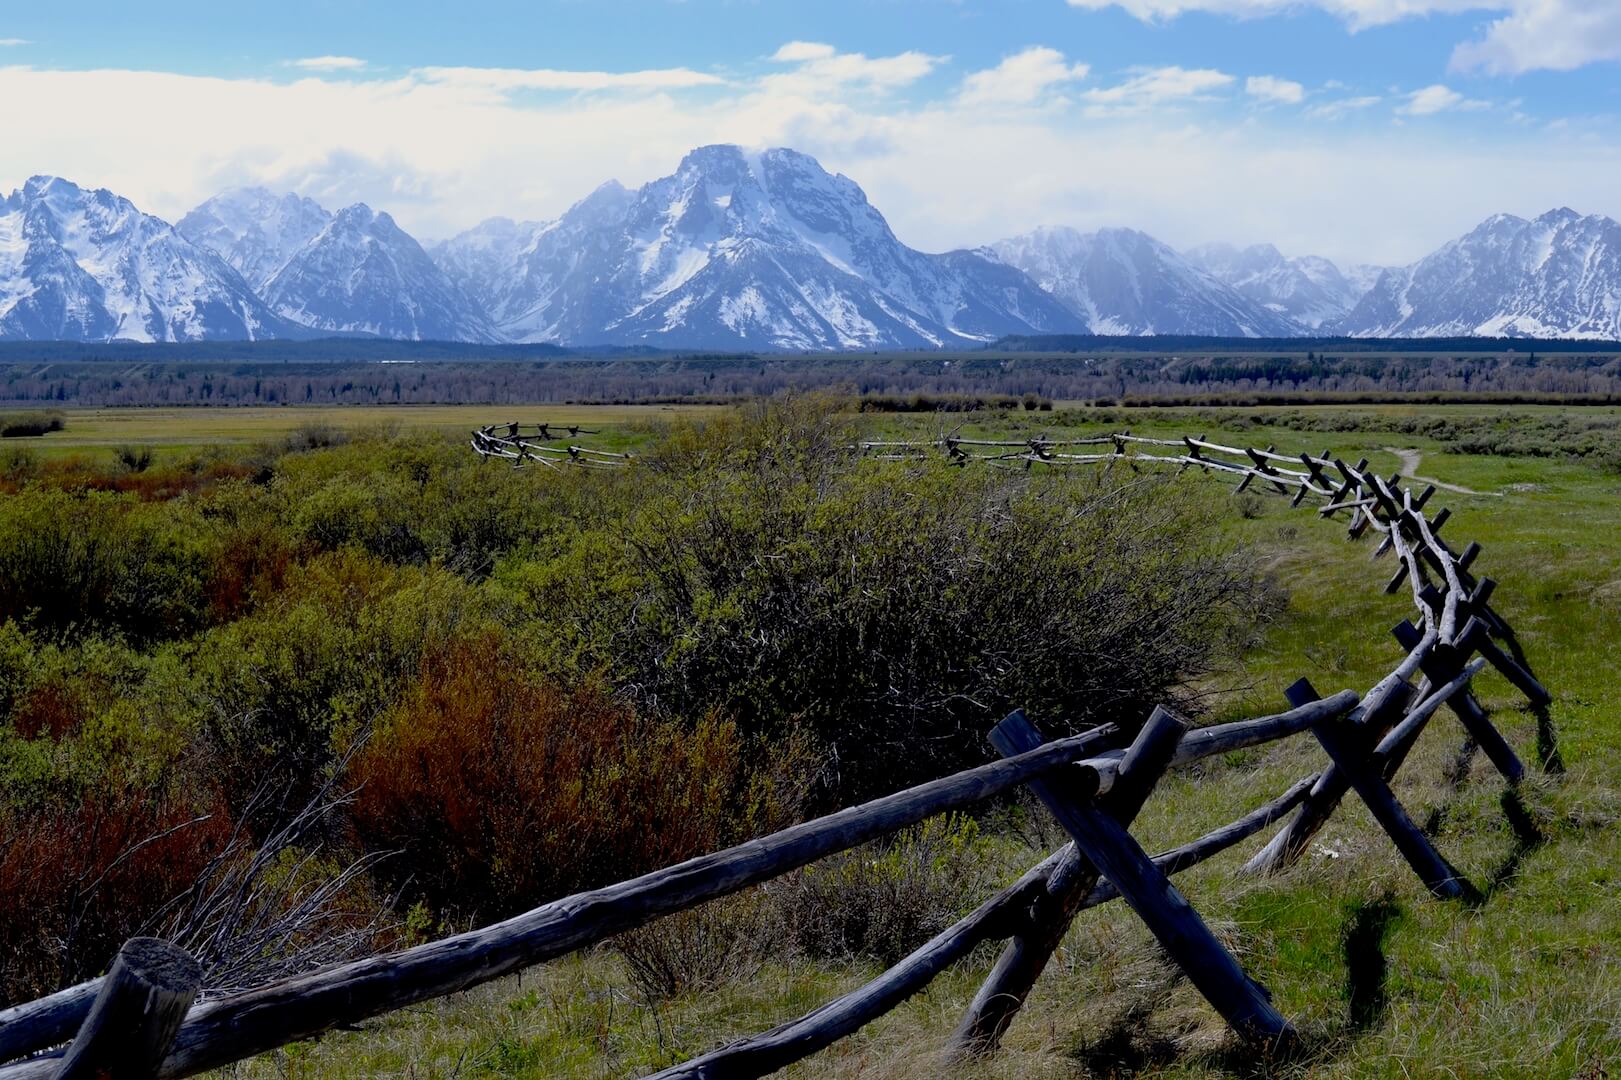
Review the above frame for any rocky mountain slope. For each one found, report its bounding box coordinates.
[0,176,290,341]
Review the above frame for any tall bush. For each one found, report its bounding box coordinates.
[349,633,816,924]
[497,396,1277,801]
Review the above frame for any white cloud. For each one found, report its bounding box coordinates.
[957,47,1089,107]
[1306,94,1382,118]
[1451,0,1621,74]
[0,52,1615,267]
[765,41,945,94]
[1398,83,1489,114]
[414,65,727,93]
[1082,66,1234,113]
[1245,75,1305,104]
[0,38,30,47]
[1068,0,1621,73]
[289,56,368,72]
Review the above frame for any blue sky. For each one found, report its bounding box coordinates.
[3,0,1619,264]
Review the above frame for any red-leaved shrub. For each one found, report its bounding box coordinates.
[349,634,817,926]
[0,786,233,1003]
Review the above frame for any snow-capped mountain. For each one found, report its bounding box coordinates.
[434,145,1084,349]
[11,162,1621,347]
[429,180,634,344]
[177,188,330,291]
[184,192,498,342]
[0,176,291,342]
[256,204,498,342]
[989,226,1301,338]
[1337,208,1621,339]
[1183,242,1374,331]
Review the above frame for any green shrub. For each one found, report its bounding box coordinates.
[181,551,489,800]
[0,410,66,438]
[0,398,1278,1005]
[496,396,1274,801]
[0,491,212,644]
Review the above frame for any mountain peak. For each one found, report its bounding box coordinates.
[333,202,383,225]
[676,143,754,178]
[2,176,287,342]
[1339,206,1621,338]
[430,143,1079,348]
[759,146,825,173]
[1535,206,1582,226]
[21,175,83,197]
[1470,212,1529,237]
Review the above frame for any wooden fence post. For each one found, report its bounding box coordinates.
[1392,619,1524,783]
[987,712,1294,1047]
[1309,707,1479,903]
[55,937,201,1080]
[1243,679,1417,875]
[949,707,1186,1058]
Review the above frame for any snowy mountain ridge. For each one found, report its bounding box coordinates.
[5,154,1621,345]
[1335,208,1621,339]
[431,145,1084,349]
[989,226,1303,338]
[1182,242,1375,331]
[0,176,291,342]
[180,189,498,342]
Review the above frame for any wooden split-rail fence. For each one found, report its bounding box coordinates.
[0,431,1554,1079]
[471,422,634,469]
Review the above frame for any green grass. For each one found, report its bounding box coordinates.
[183,402,1620,1079]
[14,403,718,462]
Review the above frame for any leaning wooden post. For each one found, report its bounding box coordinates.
[1392,619,1524,784]
[949,707,1186,1058]
[1307,698,1480,904]
[1243,678,1416,875]
[56,937,201,1080]
[987,712,1293,1047]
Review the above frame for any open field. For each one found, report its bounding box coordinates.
[4,400,1618,1078]
[5,403,719,461]
[144,401,1612,1079]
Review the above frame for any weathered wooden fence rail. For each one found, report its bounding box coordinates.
[0,431,1552,1079]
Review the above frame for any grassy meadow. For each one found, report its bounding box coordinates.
[2,403,718,460]
[3,399,1618,1078]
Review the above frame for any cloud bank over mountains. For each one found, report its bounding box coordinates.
[1,28,1618,271]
